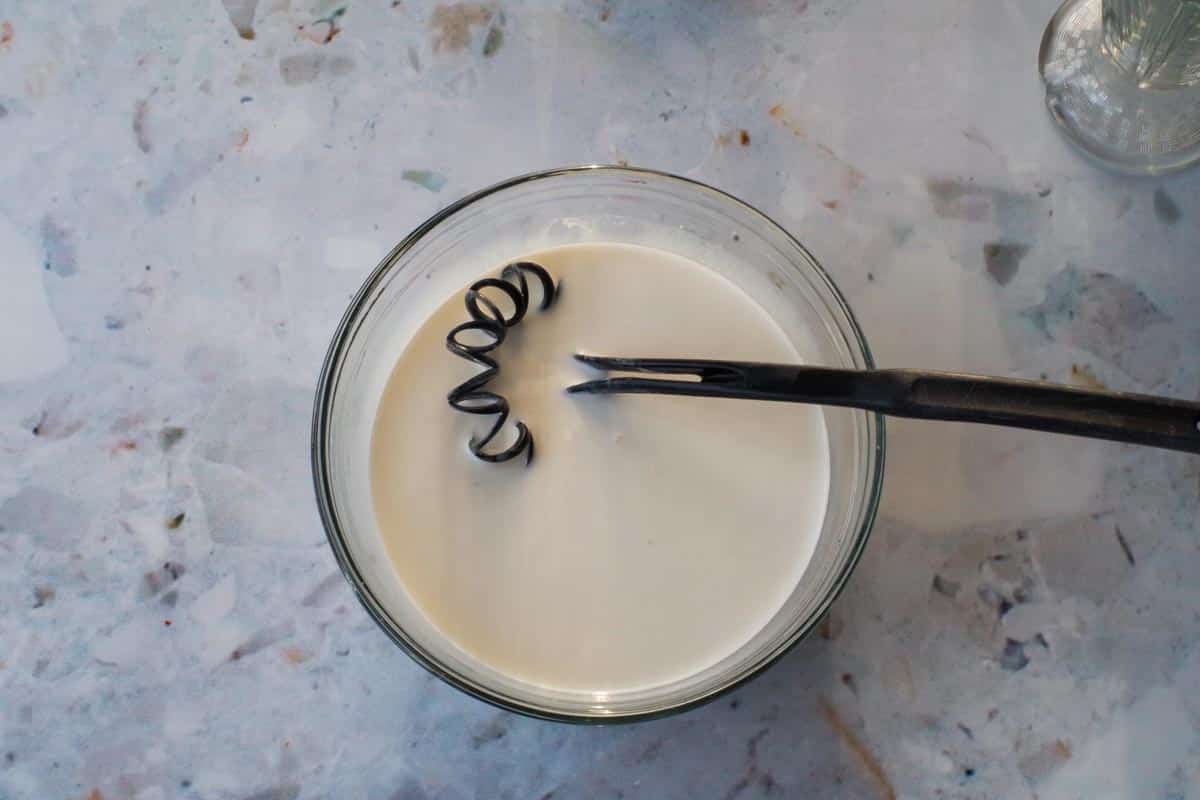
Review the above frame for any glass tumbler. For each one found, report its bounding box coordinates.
[1040,0,1200,173]
[311,166,885,721]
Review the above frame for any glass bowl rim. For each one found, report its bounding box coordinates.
[310,164,887,723]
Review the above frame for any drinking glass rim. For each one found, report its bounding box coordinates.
[310,165,887,723]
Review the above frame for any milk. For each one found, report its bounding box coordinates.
[371,243,830,693]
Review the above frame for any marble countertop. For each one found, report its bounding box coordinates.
[3,0,1199,797]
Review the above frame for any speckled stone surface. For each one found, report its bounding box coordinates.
[2,1,1199,798]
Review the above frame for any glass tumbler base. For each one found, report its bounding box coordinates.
[1039,0,1200,175]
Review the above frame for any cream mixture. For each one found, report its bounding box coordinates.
[370,243,830,693]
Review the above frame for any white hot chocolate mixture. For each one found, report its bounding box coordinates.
[371,243,830,693]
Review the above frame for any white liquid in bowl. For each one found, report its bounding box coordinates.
[370,243,830,693]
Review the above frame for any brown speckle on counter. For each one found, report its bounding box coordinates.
[1069,363,1106,391]
[220,0,257,39]
[301,6,346,45]
[817,611,843,640]
[283,647,311,664]
[819,698,896,800]
[230,622,297,662]
[430,3,493,53]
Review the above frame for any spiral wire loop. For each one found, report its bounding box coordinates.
[446,262,557,465]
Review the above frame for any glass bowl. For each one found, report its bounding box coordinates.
[311,166,885,722]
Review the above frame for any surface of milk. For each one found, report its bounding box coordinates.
[371,243,830,693]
